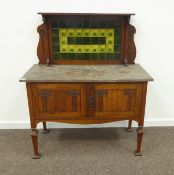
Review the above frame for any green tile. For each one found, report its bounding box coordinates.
[53,53,60,60]
[67,53,75,60]
[52,29,59,37]
[52,21,58,28]
[52,37,59,45]
[91,21,98,28]
[59,21,66,28]
[98,53,106,60]
[83,53,90,60]
[60,53,68,60]
[99,21,106,28]
[105,53,114,60]
[75,53,83,60]
[66,21,74,27]
[67,37,75,44]
[73,21,82,28]
[76,37,82,44]
[52,45,59,52]
[113,53,121,59]
[91,53,98,60]
[83,21,90,28]
[83,37,90,44]
[91,37,98,44]
[98,37,106,44]
[114,44,121,52]
[107,21,115,28]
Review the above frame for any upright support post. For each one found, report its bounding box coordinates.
[42,122,50,134]
[126,120,133,132]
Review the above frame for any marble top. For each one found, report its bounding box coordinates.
[19,64,153,83]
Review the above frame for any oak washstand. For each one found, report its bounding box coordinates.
[20,13,153,158]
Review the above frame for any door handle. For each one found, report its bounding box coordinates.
[88,96,95,107]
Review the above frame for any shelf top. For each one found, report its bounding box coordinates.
[38,12,135,16]
[20,64,153,83]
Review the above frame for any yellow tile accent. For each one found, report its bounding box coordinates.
[59,28,115,53]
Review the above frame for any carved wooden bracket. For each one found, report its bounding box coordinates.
[96,90,107,96]
[38,89,50,112]
[124,89,136,96]
[37,23,49,64]
[67,90,80,96]
[127,24,136,64]
[38,89,51,96]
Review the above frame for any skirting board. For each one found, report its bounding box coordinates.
[0,119,174,129]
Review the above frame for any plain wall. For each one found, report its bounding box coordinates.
[0,0,174,128]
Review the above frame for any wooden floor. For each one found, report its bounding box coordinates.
[0,127,174,175]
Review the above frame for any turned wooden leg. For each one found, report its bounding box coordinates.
[42,122,49,134]
[134,126,144,156]
[31,129,41,159]
[126,120,132,132]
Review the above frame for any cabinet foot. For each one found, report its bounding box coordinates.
[126,120,133,132]
[31,129,40,159]
[134,150,142,156]
[135,126,144,156]
[32,153,41,159]
[42,122,49,134]
[126,128,133,132]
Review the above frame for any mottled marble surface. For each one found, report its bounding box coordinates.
[20,64,153,82]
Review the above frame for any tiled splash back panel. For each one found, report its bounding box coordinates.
[51,20,122,60]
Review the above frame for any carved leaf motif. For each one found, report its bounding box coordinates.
[96,90,107,96]
[38,89,50,112]
[38,89,51,97]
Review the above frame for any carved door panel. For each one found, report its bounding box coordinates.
[94,83,142,119]
[31,83,86,119]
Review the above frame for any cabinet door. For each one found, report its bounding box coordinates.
[94,83,142,119]
[30,83,86,119]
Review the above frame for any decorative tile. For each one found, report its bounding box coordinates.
[51,20,122,60]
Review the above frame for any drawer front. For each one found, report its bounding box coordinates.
[30,83,86,119]
[94,83,143,119]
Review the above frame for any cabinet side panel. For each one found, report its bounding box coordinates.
[26,83,37,128]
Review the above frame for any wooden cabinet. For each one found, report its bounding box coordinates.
[20,13,153,158]
[27,82,146,123]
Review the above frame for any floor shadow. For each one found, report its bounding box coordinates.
[50,127,126,141]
